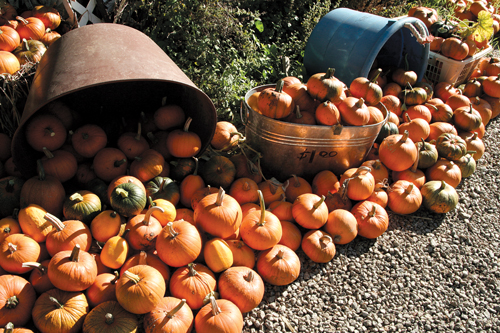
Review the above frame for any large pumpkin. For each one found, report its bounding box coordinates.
[115,265,166,315]
[0,275,36,327]
[31,289,89,333]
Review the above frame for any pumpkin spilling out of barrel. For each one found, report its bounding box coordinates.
[0,2,499,332]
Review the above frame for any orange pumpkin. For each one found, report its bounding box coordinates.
[301,229,336,263]
[257,80,295,119]
[166,117,202,158]
[378,131,418,172]
[306,68,345,104]
[351,201,389,239]
[323,209,358,245]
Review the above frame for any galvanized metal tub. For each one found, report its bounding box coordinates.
[12,23,217,179]
[243,85,388,181]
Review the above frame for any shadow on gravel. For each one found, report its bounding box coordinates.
[387,208,448,235]
[335,236,377,258]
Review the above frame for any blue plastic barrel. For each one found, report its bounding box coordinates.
[303,8,430,85]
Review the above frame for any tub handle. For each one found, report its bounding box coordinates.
[404,21,429,44]
[332,124,343,136]
[240,99,249,125]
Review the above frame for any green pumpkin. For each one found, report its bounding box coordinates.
[63,190,102,224]
[0,176,24,218]
[169,158,197,182]
[435,133,467,161]
[375,121,399,145]
[429,18,455,38]
[454,152,476,178]
[421,180,459,214]
[398,86,427,106]
[145,176,180,206]
[201,155,236,189]
[416,138,439,169]
[110,182,147,217]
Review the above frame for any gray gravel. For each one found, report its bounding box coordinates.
[242,116,500,333]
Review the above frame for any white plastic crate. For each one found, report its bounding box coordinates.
[425,46,493,87]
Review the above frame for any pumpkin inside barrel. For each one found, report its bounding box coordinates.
[11,23,217,179]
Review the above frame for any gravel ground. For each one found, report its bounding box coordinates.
[241,116,500,333]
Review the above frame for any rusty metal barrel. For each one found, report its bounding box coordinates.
[242,85,388,181]
[12,23,217,178]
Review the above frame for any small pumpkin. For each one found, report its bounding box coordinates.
[13,39,46,65]
[257,79,295,119]
[218,267,265,313]
[194,296,243,333]
[292,193,329,229]
[143,297,193,333]
[306,68,345,104]
[0,274,36,327]
[323,209,358,245]
[169,263,216,310]
[63,190,101,224]
[378,130,418,172]
[301,229,336,263]
[155,220,202,267]
[256,244,300,286]
[201,155,236,189]
[435,133,467,160]
[166,117,202,158]
[351,201,389,239]
[109,181,147,218]
[420,180,459,213]
[203,237,233,273]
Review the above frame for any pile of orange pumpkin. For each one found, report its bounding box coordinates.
[408,2,498,61]
[0,3,64,75]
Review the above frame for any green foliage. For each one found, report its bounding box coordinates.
[113,0,336,126]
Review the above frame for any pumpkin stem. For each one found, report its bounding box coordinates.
[4,323,14,333]
[49,296,64,309]
[333,234,342,243]
[209,295,222,316]
[405,183,415,195]
[42,147,54,159]
[7,243,16,253]
[21,261,46,273]
[324,68,335,79]
[70,244,81,262]
[356,97,365,108]
[400,130,410,143]
[138,251,148,265]
[404,113,411,123]
[105,313,114,325]
[144,206,164,226]
[5,296,18,309]
[183,117,193,132]
[275,79,285,93]
[36,159,46,181]
[115,187,129,198]
[370,68,383,83]
[320,234,333,248]
[166,222,178,238]
[147,132,158,145]
[69,192,84,203]
[192,157,199,176]
[2,227,10,236]
[242,181,251,191]
[135,122,142,141]
[439,180,446,190]
[111,271,120,283]
[167,298,187,318]
[257,190,267,226]
[114,158,127,168]
[122,269,141,284]
[295,105,303,119]
[276,249,285,259]
[215,187,225,206]
[5,179,16,193]
[244,270,255,282]
[187,263,198,276]
[313,195,326,210]
[44,212,65,232]
[368,205,377,218]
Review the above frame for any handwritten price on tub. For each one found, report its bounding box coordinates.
[298,149,338,163]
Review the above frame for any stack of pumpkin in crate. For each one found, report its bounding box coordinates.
[0,3,65,75]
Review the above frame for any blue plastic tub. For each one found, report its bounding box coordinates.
[303,8,430,85]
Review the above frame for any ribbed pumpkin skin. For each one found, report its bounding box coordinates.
[351,201,389,239]
[47,247,98,292]
[169,263,217,310]
[194,298,243,333]
[218,267,265,313]
[378,132,417,172]
[420,180,459,213]
[82,301,138,333]
[109,182,147,218]
[32,289,89,333]
[256,244,301,286]
[435,133,467,161]
[155,220,202,267]
[0,274,36,327]
[63,190,102,224]
[143,297,193,333]
[194,191,242,239]
[115,265,166,315]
